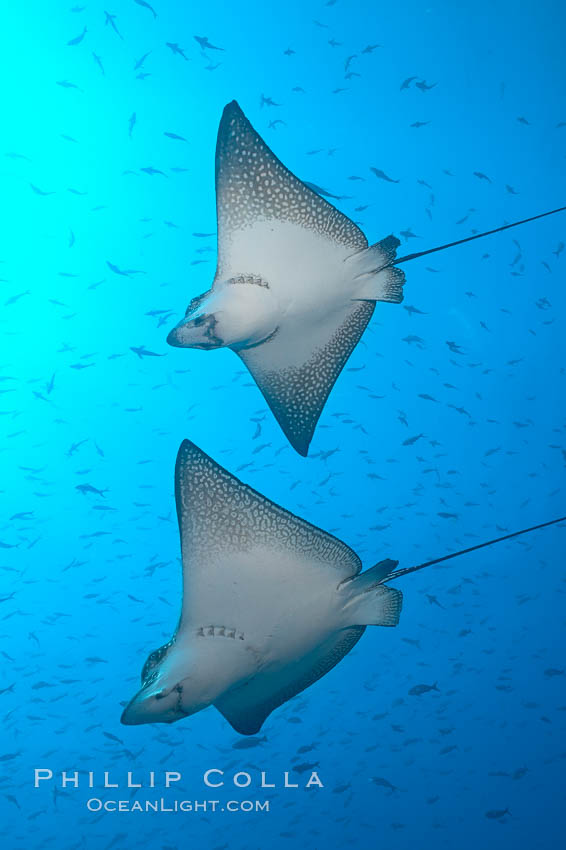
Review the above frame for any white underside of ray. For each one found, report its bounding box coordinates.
[121,441,402,730]
[206,219,378,454]
[214,629,363,734]
[169,441,366,725]
[165,102,406,454]
[167,542,364,730]
[216,219,358,360]
[179,543,348,649]
[175,550,362,731]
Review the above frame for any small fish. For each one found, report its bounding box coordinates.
[296,744,317,754]
[130,346,165,359]
[0,752,21,761]
[512,767,528,780]
[408,682,439,696]
[30,184,54,197]
[303,181,350,200]
[106,261,130,277]
[104,11,123,39]
[141,166,167,176]
[194,35,224,51]
[415,79,437,92]
[166,42,189,60]
[103,731,124,744]
[164,132,187,141]
[134,51,151,70]
[293,761,319,774]
[5,290,31,306]
[400,76,418,90]
[485,808,510,820]
[134,0,157,17]
[56,80,83,91]
[76,484,108,498]
[370,166,399,183]
[370,776,398,791]
[231,735,267,749]
[67,26,87,46]
[92,52,105,75]
[402,433,424,446]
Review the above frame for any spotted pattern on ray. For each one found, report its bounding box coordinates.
[215,101,368,262]
[184,289,212,317]
[216,626,365,736]
[239,300,375,456]
[174,439,361,578]
[141,636,176,685]
[249,627,366,727]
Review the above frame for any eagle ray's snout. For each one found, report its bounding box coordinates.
[166,312,222,350]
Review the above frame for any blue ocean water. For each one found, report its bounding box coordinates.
[1,0,565,847]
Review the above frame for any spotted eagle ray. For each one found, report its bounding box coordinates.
[121,439,565,734]
[166,100,565,456]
